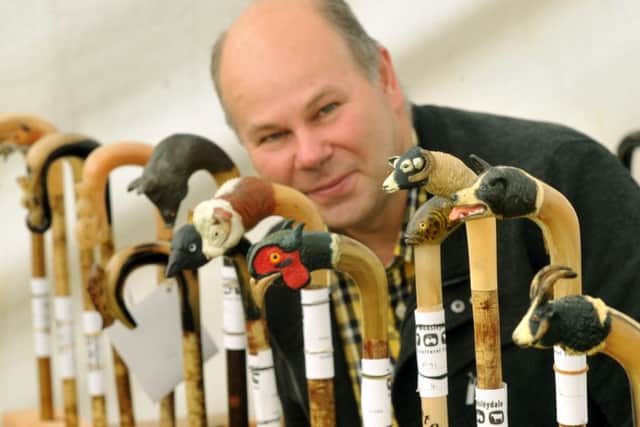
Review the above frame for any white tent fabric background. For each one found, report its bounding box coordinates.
[0,0,638,422]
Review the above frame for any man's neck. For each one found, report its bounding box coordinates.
[340,191,408,267]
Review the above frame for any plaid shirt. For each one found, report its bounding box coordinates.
[329,184,429,423]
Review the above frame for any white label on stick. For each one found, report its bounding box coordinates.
[83,311,104,396]
[31,278,51,356]
[301,288,334,380]
[248,350,282,426]
[222,269,246,351]
[361,359,391,427]
[415,310,448,397]
[475,384,508,426]
[554,347,588,425]
[54,297,75,379]
[87,370,105,396]
[106,283,218,402]
[361,358,391,427]
[33,332,51,357]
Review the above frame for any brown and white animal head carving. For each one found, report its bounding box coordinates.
[192,198,244,259]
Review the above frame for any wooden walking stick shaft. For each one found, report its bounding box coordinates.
[466,219,502,389]
[50,160,79,427]
[66,154,109,427]
[414,245,448,427]
[227,251,281,427]
[32,231,55,420]
[155,214,178,427]
[101,232,136,427]
[227,348,249,427]
[536,182,582,297]
[3,113,58,421]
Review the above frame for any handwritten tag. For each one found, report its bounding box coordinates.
[106,282,217,402]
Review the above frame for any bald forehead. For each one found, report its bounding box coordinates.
[218,0,358,110]
[225,0,331,51]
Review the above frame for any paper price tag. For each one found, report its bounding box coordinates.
[361,375,391,427]
[31,279,51,356]
[106,283,218,402]
[54,297,75,379]
[361,358,391,427]
[554,347,588,425]
[415,310,447,397]
[475,384,508,426]
[222,278,246,351]
[301,288,333,379]
[248,350,282,426]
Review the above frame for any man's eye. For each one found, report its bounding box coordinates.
[318,103,338,117]
[259,131,289,144]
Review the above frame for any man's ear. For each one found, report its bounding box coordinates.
[377,45,403,109]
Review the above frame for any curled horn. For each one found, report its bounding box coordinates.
[529,265,578,302]
[468,154,493,175]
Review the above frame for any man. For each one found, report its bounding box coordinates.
[211,0,640,425]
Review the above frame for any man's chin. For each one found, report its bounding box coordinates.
[316,202,367,231]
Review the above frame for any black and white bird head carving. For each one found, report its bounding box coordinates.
[166,223,209,277]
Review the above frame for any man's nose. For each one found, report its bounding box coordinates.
[294,130,332,170]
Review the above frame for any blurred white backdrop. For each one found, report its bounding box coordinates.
[1,0,639,423]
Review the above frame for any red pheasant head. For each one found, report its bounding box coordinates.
[248,222,335,305]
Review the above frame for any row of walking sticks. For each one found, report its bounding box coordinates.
[3,111,640,427]
[1,113,249,426]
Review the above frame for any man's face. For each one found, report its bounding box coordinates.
[219,3,407,231]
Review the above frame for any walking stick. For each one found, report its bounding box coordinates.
[76,140,176,427]
[98,241,206,427]
[128,133,246,427]
[248,223,392,427]
[403,196,463,427]
[382,147,506,426]
[513,265,640,426]
[448,157,586,426]
[167,222,280,427]
[193,176,335,426]
[19,132,104,427]
[1,113,57,421]
[617,130,640,172]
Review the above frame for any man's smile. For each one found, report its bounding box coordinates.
[305,171,356,202]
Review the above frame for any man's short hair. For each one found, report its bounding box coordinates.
[210,0,380,125]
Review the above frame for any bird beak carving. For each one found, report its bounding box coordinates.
[250,272,282,309]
